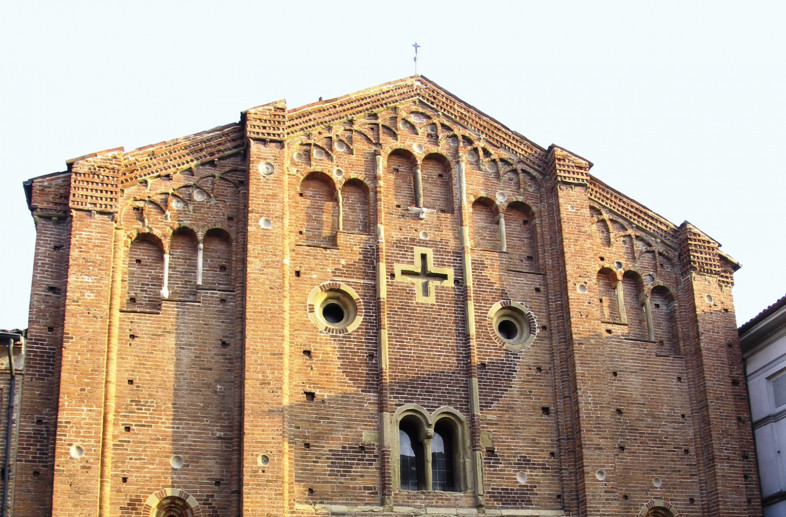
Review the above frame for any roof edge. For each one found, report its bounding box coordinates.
[740,293,786,337]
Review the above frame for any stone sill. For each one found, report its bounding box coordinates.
[506,268,544,275]
[623,337,657,344]
[119,308,161,314]
[296,242,339,250]
[654,352,684,359]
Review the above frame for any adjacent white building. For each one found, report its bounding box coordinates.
[742,294,786,517]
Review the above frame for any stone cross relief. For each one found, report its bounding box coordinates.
[394,247,454,304]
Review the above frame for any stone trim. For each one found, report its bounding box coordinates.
[637,498,680,516]
[293,503,565,515]
[487,301,538,352]
[143,487,202,516]
[394,247,454,304]
[307,282,363,334]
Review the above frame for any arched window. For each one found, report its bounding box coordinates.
[300,171,338,247]
[651,286,679,354]
[597,267,621,322]
[505,202,538,272]
[341,179,370,233]
[169,227,198,301]
[622,271,648,339]
[471,198,500,251]
[432,419,457,491]
[125,233,164,312]
[202,228,232,290]
[396,408,466,493]
[399,419,424,490]
[388,150,416,210]
[422,154,453,214]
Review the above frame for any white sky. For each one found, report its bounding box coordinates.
[1,0,784,329]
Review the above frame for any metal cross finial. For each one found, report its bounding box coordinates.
[412,42,421,75]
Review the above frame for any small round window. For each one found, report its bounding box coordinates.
[307,282,363,334]
[488,301,538,351]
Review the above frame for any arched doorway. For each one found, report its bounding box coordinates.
[144,488,201,517]
[153,496,193,517]
[638,498,680,517]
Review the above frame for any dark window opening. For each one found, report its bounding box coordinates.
[399,421,424,490]
[432,421,456,491]
[322,302,345,324]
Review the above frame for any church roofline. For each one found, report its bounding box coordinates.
[66,147,125,166]
[20,78,737,266]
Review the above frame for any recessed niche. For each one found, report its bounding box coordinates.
[258,162,275,177]
[69,445,85,459]
[488,301,538,352]
[307,282,363,334]
[193,189,208,202]
[258,454,270,466]
[595,470,606,481]
[170,455,184,469]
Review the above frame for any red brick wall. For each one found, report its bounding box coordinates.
[168,228,198,301]
[14,173,71,515]
[17,81,761,517]
[341,180,370,234]
[124,235,164,311]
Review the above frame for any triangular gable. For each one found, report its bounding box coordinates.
[246,76,549,172]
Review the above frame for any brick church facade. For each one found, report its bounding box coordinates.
[17,77,760,516]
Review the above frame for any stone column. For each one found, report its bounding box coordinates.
[374,151,394,508]
[456,156,484,506]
